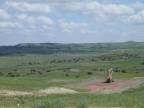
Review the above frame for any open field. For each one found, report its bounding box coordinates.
[0,42,144,108]
[0,0,144,106]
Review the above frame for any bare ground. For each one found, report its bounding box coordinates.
[87,79,139,93]
[0,87,78,96]
[0,78,143,96]
[66,78,144,93]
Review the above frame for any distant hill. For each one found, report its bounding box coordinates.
[0,42,144,55]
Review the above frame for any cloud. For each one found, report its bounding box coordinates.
[62,1,136,25]
[0,9,10,19]
[64,1,134,15]
[17,14,35,24]
[1,0,144,34]
[102,4,134,15]
[37,16,54,30]
[0,12,54,31]
[62,1,144,25]
[38,16,54,26]
[16,14,54,31]
[5,1,51,13]
[0,21,22,29]
[130,1,144,10]
[127,10,144,23]
[3,1,144,25]
[59,20,88,33]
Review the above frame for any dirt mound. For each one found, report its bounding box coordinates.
[87,79,141,93]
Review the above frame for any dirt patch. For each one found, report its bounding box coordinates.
[37,87,77,96]
[0,87,77,96]
[87,79,143,93]
[0,78,143,96]
[64,78,144,93]
[0,90,33,96]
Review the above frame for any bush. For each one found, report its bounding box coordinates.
[31,69,36,72]
[0,72,4,76]
[87,72,93,75]
[99,68,104,71]
[121,69,127,73]
[13,69,18,71]
[141,62,144,65]
[75,74,80,78]
[15,74,21,77]
[28,62,33,65]
[7,72,15,77]
[65,73,69,77]
[38,71,43,75]
[114,67,121,72]
[46,70,51,72]
[92,68,98,71]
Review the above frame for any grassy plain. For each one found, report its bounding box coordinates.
[0,42,143,107]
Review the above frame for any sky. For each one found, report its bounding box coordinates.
[0,0,144,45]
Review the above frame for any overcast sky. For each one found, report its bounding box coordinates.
[0,0,144,45]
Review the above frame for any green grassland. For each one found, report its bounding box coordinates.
[0,42,144,107]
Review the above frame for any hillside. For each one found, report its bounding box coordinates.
[0,41,144,55]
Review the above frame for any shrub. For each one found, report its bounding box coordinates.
[65,73,69,77]
[75,74,80,78]
[7,72,15,77]
[28,62,33,65]
[0,72,4,76]
[99,68,104,71]
[92,68,98,71]
[13,69,18,71]
[46,70,51,72]
[31,69,36,72]
[114,67,121,72]
[38,71,43,75]
[121,69,127,73]
[87,72,93,75]
[15,74,21,77]
[141,62,144,65]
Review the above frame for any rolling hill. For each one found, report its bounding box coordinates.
[0,41,144,55]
